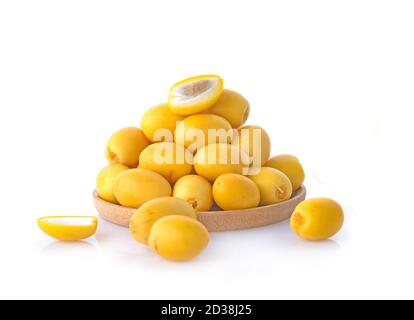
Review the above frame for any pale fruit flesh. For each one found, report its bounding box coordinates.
[37,216,98,241]
[148,215,209,261]
[168,75,223,115]
[129,197,197,245]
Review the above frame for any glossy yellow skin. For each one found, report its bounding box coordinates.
[37,216,98,241]
[193,143,251,182]
[173,175,213,211]
[291,198,344,241]
[105,127,150,168]
[148,215,209,261]
[205,89,250,128]
[174,114,233,153]
[96,164,129,204]
[129,197,197,245]
[249,167,292,206]
[213,174,260,210]
[113,168,172,208]
[138,142,193,184]
[168,75,223,115]
[265,154,305,191]
[235,125,271,167]
[141,103,186,142]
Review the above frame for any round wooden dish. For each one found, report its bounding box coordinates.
[93,186,306,232]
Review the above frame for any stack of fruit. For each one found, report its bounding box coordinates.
[37,74,344,261]
[97,75,305,212]
[93,74,342,261]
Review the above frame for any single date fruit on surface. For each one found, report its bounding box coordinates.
[129,197,197,245]
[38,216,98,241]
[148,215,209,261]
[291,198,344,241]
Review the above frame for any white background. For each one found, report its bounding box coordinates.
[0,0,413,300]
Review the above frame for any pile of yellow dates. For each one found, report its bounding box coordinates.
[94,74,345,261]
[39,74,344,261]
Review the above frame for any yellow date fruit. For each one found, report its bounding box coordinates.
[138,142,193,184]
[140,103,185,142]
[174,114,233,153]
[113,168,172,208]
[291,198,344,241]
[96,164,129,204]
[205,89,250,128]
[212,173,260,210]
[105,127,150,168]
[148,215,209,261]
[235,125,271,167]
[193,143,250,182]
[173,175,213,211]
[249,167,292,205]
[129,197,196,245]
[265,154,305,191]
[37,216,98,241]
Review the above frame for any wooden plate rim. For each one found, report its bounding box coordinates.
[92,185,306,222]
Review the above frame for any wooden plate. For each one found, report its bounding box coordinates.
[93,186,306,232]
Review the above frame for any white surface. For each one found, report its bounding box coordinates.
[0,0,413,300]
